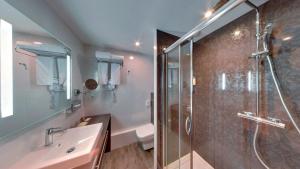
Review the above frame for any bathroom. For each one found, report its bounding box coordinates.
[0,0,299,169]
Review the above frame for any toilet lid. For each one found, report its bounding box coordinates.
[136,123,154,139]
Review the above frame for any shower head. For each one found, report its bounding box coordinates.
[262,23,273,51]
[263,23,273,35]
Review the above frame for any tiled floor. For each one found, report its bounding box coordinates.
[101,143,154,169]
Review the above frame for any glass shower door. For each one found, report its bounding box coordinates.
[165,41,193,169]
[179,41,193,169]
[165,47,180,168]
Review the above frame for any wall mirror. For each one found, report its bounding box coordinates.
[0,1,72,139]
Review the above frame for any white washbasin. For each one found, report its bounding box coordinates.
[10,123,103,169]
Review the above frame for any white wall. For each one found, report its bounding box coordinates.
[0,0,85,168]
[83,45,154,149]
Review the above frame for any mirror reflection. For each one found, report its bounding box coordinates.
[0,1,72,139]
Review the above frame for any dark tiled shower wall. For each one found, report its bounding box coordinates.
[192,0,300,169]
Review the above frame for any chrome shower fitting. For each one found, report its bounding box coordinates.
[249,23,273,59]
[237,111,285,128]
[245,21,300,169]
[260,22,300,135]
[262,23,273,51]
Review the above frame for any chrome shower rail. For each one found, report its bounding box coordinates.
[237,112,286,129]
[164,0,254,53]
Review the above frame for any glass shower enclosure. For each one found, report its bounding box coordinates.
[158,0,300,169]
[164,41,193,169]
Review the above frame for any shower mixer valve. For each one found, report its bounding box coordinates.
[237,111,285,129]
[267,117,282,123]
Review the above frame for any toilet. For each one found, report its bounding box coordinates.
[135,123,154,150]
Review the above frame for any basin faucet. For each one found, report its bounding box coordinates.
[45,127,65,146]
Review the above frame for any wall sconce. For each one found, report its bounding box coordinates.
[0,19,13,118]
[248,71,252,92]
[66,54,71,100]
[221,73,226,90]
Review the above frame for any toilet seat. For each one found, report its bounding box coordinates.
[136,123,154,142]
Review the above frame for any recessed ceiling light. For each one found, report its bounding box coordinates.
[129,56,134,60]
[233,30,241,37]
[283,36,292,41]
[153,46,157,50]
[163,47,166,51]
[204,10,213,19]
[33,41,43,45]
[135,41,140,47]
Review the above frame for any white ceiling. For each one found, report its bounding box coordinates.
[0,0,49,37]
[46,0,220,56]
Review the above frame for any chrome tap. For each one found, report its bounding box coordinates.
[45,127,65,146]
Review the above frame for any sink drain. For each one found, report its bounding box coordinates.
[66,147,75,154]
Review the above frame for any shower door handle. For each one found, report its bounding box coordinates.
[185,116,191,135]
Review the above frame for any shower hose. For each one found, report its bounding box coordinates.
[253,54,300,169]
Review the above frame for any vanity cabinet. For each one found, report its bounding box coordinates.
[74,114,111,169]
